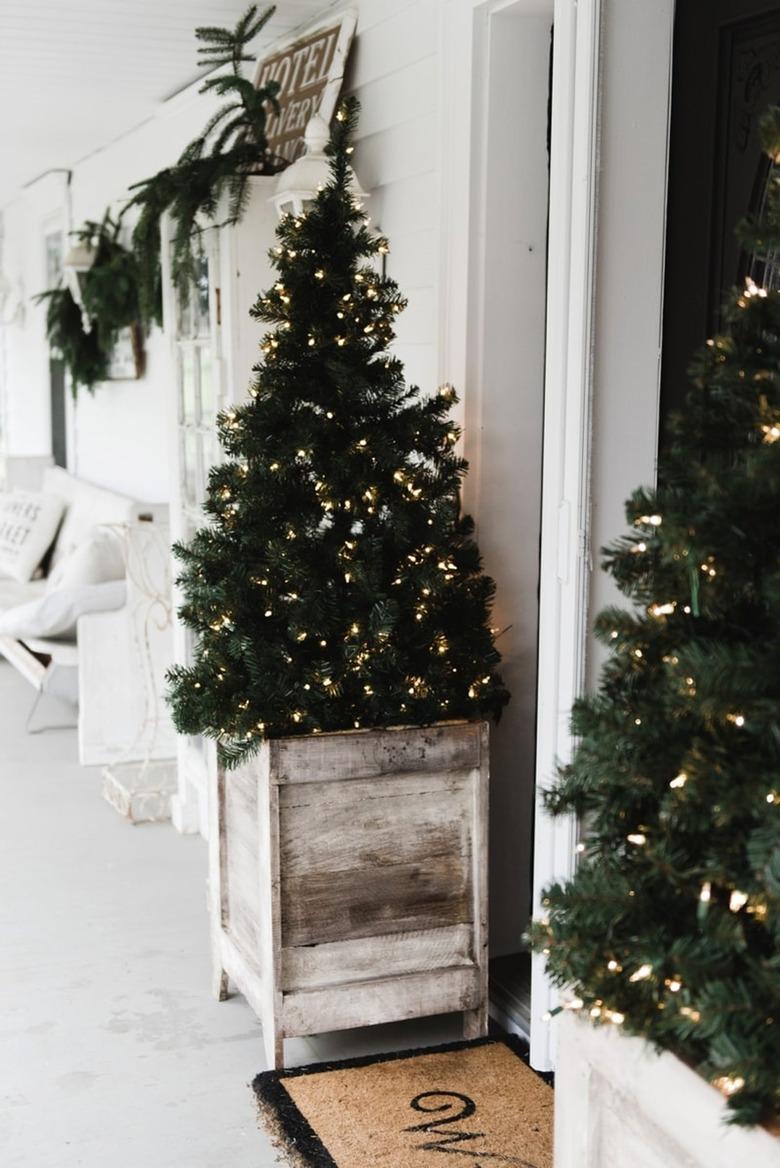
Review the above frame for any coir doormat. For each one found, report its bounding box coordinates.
[253,1036,553,1168]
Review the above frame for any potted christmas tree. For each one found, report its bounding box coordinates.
[531,111,780,1165]
[167,99,508,1067]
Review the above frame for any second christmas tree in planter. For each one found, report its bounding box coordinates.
[167,100,508,1066]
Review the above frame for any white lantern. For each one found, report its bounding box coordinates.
[63,239,96,332]
[271,113,368,219]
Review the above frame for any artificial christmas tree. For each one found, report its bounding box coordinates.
[532,110,780,1128]
[167,97,508,764]
[167,99,507,1064]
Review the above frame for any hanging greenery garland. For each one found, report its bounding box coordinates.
[124,4,286,317]
[37,213,144,396]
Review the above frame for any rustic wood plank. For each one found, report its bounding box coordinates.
[269,720,482,784]
[282,857,472,947]
[223,763,262,955]
[278,770,474,876]
[281,966,482,1037]
[281,923,474,992]
[209,760,228,1000]
[468,721,490,1039]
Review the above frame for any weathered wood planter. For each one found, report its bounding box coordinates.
[555,1012,780,1168]
[210,720,489,1068]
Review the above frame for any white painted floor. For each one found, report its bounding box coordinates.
[0,661,461,1167]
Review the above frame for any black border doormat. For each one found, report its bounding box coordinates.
[253,1036,554,1167]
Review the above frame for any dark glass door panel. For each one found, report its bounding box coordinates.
[661,0,780,430]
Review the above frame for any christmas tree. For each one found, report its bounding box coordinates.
[531,110,780,1126]
[167,99,509,767]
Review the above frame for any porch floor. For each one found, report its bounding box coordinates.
[0,661,463,1167]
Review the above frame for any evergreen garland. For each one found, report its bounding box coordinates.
[530,108,780,1127]
[125,4,284,317]
[167,99,510,768]
[38,284,108,395]
[37,213,142,395]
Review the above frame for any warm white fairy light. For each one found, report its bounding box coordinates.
[669,772,687,789]
[607,959,622,973]
[729,890,748,912]
[627,832,647,846]
[713,1075,745,1097]
[727,713,746,728]
[699,882,712,903]
[679,1006,701,1021]
[629,963,653,983]
[649,602,676,617]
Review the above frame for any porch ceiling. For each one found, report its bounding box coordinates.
[0,0,333,209]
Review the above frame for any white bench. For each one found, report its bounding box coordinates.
[0,467,167,729]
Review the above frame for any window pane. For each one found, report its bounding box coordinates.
[194,254,211,338]
[182,429,200,508]
[202,430,222,480]
[180,349,196,423]
[198,347,216,425]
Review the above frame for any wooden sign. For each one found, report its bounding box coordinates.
[254,12,356,164]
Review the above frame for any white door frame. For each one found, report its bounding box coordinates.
[439,0,602,1068]
[529,0,603,1069]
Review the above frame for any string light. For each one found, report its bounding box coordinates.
[713,1075,745,1097]
[699,882,712,903]
[669,773,687,789]
[627,832,647,846]
[729,890,748,912]
[629,963,653,982]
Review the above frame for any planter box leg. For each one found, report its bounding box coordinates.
[263,1021,284,1071]
[463,1003,488,1040]
[213,967,229,1002]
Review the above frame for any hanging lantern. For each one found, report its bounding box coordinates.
[271,114,368,219]
[63,238,96,332]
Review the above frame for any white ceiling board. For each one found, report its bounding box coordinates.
[0,0,335,208]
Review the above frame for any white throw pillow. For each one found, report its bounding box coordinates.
[46,527,125,594]
[0,490,65,583]
[0,579,127,641]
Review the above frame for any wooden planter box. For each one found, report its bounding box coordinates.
[555,1012,780,1168]
[209,721,489,1068]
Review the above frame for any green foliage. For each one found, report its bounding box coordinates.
[125,4,284,316]
[37,213,141,395]
[531,130,780,1128]
[167,98,510,767]
[38,285,108,395]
